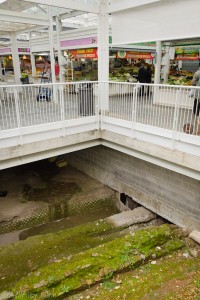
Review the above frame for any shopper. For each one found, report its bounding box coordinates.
[137,63,147,97]
[55,61,60,80]
[146,65,152,97]
[191,66,200,135]
[138,63,146,83]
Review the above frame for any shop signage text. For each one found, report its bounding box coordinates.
[117,51,154,59]
[68,48,98,59]
[18,48,30,53]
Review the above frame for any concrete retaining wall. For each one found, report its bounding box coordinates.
[66,146,200,231]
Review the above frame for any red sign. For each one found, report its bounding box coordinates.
[117,51,154,60]
[176,55,199,61]
[68,48,98,59]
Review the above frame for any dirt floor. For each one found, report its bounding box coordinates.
[0,159,114,222]
[0,159,118,244]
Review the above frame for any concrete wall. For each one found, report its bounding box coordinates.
[66,145,200,231]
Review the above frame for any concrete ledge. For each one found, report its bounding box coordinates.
[0,130,101,170]
[101,131,200,180]
[189,230,200,244]
[106,207,156,227]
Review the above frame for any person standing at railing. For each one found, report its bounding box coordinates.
[191,67,200,135]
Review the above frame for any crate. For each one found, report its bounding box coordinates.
[56,160,68,168]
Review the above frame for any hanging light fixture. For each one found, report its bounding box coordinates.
[22,55,27,60]
[38,56,43,61]
[8,55,12,60]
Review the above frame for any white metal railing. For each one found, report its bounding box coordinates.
[0,81,98,131]
[101,82,200,139]
[0,80,199,151]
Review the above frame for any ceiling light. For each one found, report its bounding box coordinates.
[0,0,7,4]
[22,55,27,60]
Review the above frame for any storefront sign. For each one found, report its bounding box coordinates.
[61,37,97,48]
[0,47,11,54]
[176,55,199,60]
[131,42,156,47]
[18,48,30,53]
[175,48,199,60]
[68,48,98,59]
[117,51,154,59]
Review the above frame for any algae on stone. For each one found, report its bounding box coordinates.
[68,251,200,300]
[0,219,120,292]
[12,225,184,299]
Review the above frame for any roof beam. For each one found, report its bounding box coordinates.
[0,31,11,35]
[15,25,46,35]
[108,0,160,13]
[23,0,99,14]
[0,9,49,26]
[0,27,13,32]
[58,10,85,20]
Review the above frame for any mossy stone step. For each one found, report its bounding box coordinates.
[12,224,184,299]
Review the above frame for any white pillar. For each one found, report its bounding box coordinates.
[0,58,3,81]
[48,7,56,84]
[30,53,36,78]
[10,33,21,84]
[29,33,36,78]
[56,16,65,82]
[154,41,162,84]
[162,44,170,84]
[98,0,109,111]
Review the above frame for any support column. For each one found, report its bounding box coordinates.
[162,44,170,84]
[29,33,36,80]
[10,33,21,84]
[154,41,162,84]
[48,7,56,84]
[56,16,65,82]
[0,58,3,81]
[98,0,109,111]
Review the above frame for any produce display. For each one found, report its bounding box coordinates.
[167,71,193,86]
[109,67,139,82]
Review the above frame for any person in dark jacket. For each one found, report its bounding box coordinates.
[138,63,147,83]
[137,63,147,97]
[146,65,152,96]
[146,66,152,83]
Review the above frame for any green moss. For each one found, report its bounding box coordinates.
[0,218,124,292]
[12,225,184,299]
[68,251,200,300]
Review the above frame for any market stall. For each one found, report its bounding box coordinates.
[167,47,199,86]
[109,50,155,82]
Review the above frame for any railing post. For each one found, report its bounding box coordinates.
[172,88,181,148]
[60,84,65,137]
[14,88,23,145]
[131,83,138,138]
[95,82,100,130]
[99,81,107,130]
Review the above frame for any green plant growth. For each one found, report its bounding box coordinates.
[0,218,123,292]
[11,225,184,299]
[68,251,200,300]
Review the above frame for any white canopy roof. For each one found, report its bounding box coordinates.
[0,0,99,47]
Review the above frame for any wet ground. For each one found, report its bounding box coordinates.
[0,158,118,245]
